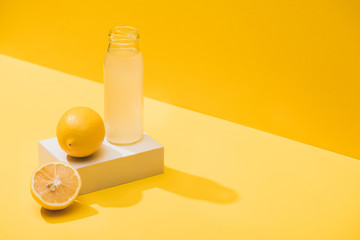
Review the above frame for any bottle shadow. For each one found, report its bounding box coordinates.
[41,166,239,223]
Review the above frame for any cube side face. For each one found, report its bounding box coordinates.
[38,141,61,166]
[78,147,164,195]
[38,137,164,195]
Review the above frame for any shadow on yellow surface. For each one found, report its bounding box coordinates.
[40,201,99,224]
[41,166,238,223]
[81,166,239,207]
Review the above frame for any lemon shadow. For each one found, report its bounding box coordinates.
[41,166,239,223]
[41,201,99,224]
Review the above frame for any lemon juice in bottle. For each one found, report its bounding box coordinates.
[104,26,144,144]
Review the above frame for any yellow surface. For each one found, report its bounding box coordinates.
[1,0,360,159]
[2,55,360,239]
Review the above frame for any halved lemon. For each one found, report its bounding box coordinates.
[30,162,81,210]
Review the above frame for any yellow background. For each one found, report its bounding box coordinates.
[2,55,360,239]
[1,0,360,159]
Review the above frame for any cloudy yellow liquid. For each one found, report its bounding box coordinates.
[104,48,144,144]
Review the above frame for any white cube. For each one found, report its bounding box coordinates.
[38,134,164,195]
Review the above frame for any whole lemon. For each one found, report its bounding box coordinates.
[56,107,105,157]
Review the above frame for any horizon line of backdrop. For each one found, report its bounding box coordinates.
[1,0,360,159]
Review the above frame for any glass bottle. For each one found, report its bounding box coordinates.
[104,26,144,144]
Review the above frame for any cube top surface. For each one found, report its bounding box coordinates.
[39,133,163,169]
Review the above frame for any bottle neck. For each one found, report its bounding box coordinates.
[108,26,140,53]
